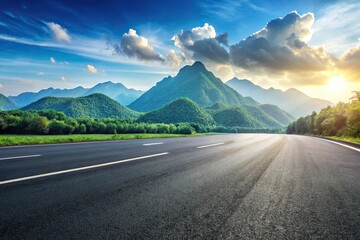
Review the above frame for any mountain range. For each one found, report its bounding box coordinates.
[226,78,332,118]
[0,61,333,125]
[9,81,144,107]
[137,98,285,128]
[22,94,140,119]
[128,62,257,112]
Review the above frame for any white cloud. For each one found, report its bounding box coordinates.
[112,29,164,62]
[172,23,229,64]
[229,11,334,75]
[50,57,56,63]
[60,76,66,81]
[172,23,216,50]
[46,22,71,42]
[87,64,97,74]
[37,72,45,76]
[0,83,3,88]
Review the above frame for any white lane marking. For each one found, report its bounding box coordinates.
[143,142,164,146]
[0,154,42,161]
[197,142,225,149]
[0,152,169,185]
[319,138,360,153]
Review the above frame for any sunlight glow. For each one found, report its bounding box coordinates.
[327,76,346,91]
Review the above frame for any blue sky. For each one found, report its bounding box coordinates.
[1,0,360,102]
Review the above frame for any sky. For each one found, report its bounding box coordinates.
[1,0,360,103]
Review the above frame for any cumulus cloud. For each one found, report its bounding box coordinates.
[50,57,55,63]
[339,43,360,81]
[172,23,229,64]
[46,22,71,42]
[112,29,164,62]
[165,50,185,68]
[87,64,97,74]
[60,76,66,81]
[340,44,360,67]
[229,11,335,73]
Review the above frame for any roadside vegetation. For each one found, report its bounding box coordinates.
[287,91,360,143]
[0,134,194,146]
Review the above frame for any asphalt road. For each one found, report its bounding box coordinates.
[0,134,359,239]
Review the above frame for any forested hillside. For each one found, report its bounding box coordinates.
[22,94,140,119]
[128,62,257,112]
[137,98,215,125]
[287,93,360,137]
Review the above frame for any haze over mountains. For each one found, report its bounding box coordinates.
[226,78,333,118]
[0,93,17,111]
[9,81,144,107]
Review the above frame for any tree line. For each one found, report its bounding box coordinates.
[0,109,283,135]
[287,94,360,137]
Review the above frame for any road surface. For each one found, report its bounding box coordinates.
[0,134,359,239]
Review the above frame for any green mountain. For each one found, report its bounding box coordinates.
[258,104,295,125]
[206,102,229,111]
[10,81,144,107]
[128,61,257,112]
[22,93,140,119]
[212,106,283,128]
[0,93,17,110]
[137,98,214,125]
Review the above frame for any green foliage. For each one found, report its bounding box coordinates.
[137,98,215,125]
[0,110,197,135]
[28,116,49,134]
[22,93,140,119]
[211,106,283,129]
[350,90,360,101]
[0,134,195,147]
[287,101,360,137]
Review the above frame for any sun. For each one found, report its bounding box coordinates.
[327,76,346,91]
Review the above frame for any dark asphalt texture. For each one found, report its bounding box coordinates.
[0,134,359,239]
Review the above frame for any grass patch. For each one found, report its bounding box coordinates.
[326,136,360,144]
[0,133,203,147]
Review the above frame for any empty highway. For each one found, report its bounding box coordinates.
[0,134,359,239]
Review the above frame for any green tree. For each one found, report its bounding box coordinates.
[49,120,67,134]
[350,91,360,101]
[28,116,49,134]
[106,123,117,134]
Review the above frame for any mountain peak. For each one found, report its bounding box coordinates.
[128,61,257,112]
[191,61,206,69]
[285,88,307,97]
[178,61,207,74]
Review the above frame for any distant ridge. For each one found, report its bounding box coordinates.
[0,93,17,110]
[128,61,257,112]
[226,78,332,118]
[9,81,144,107]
